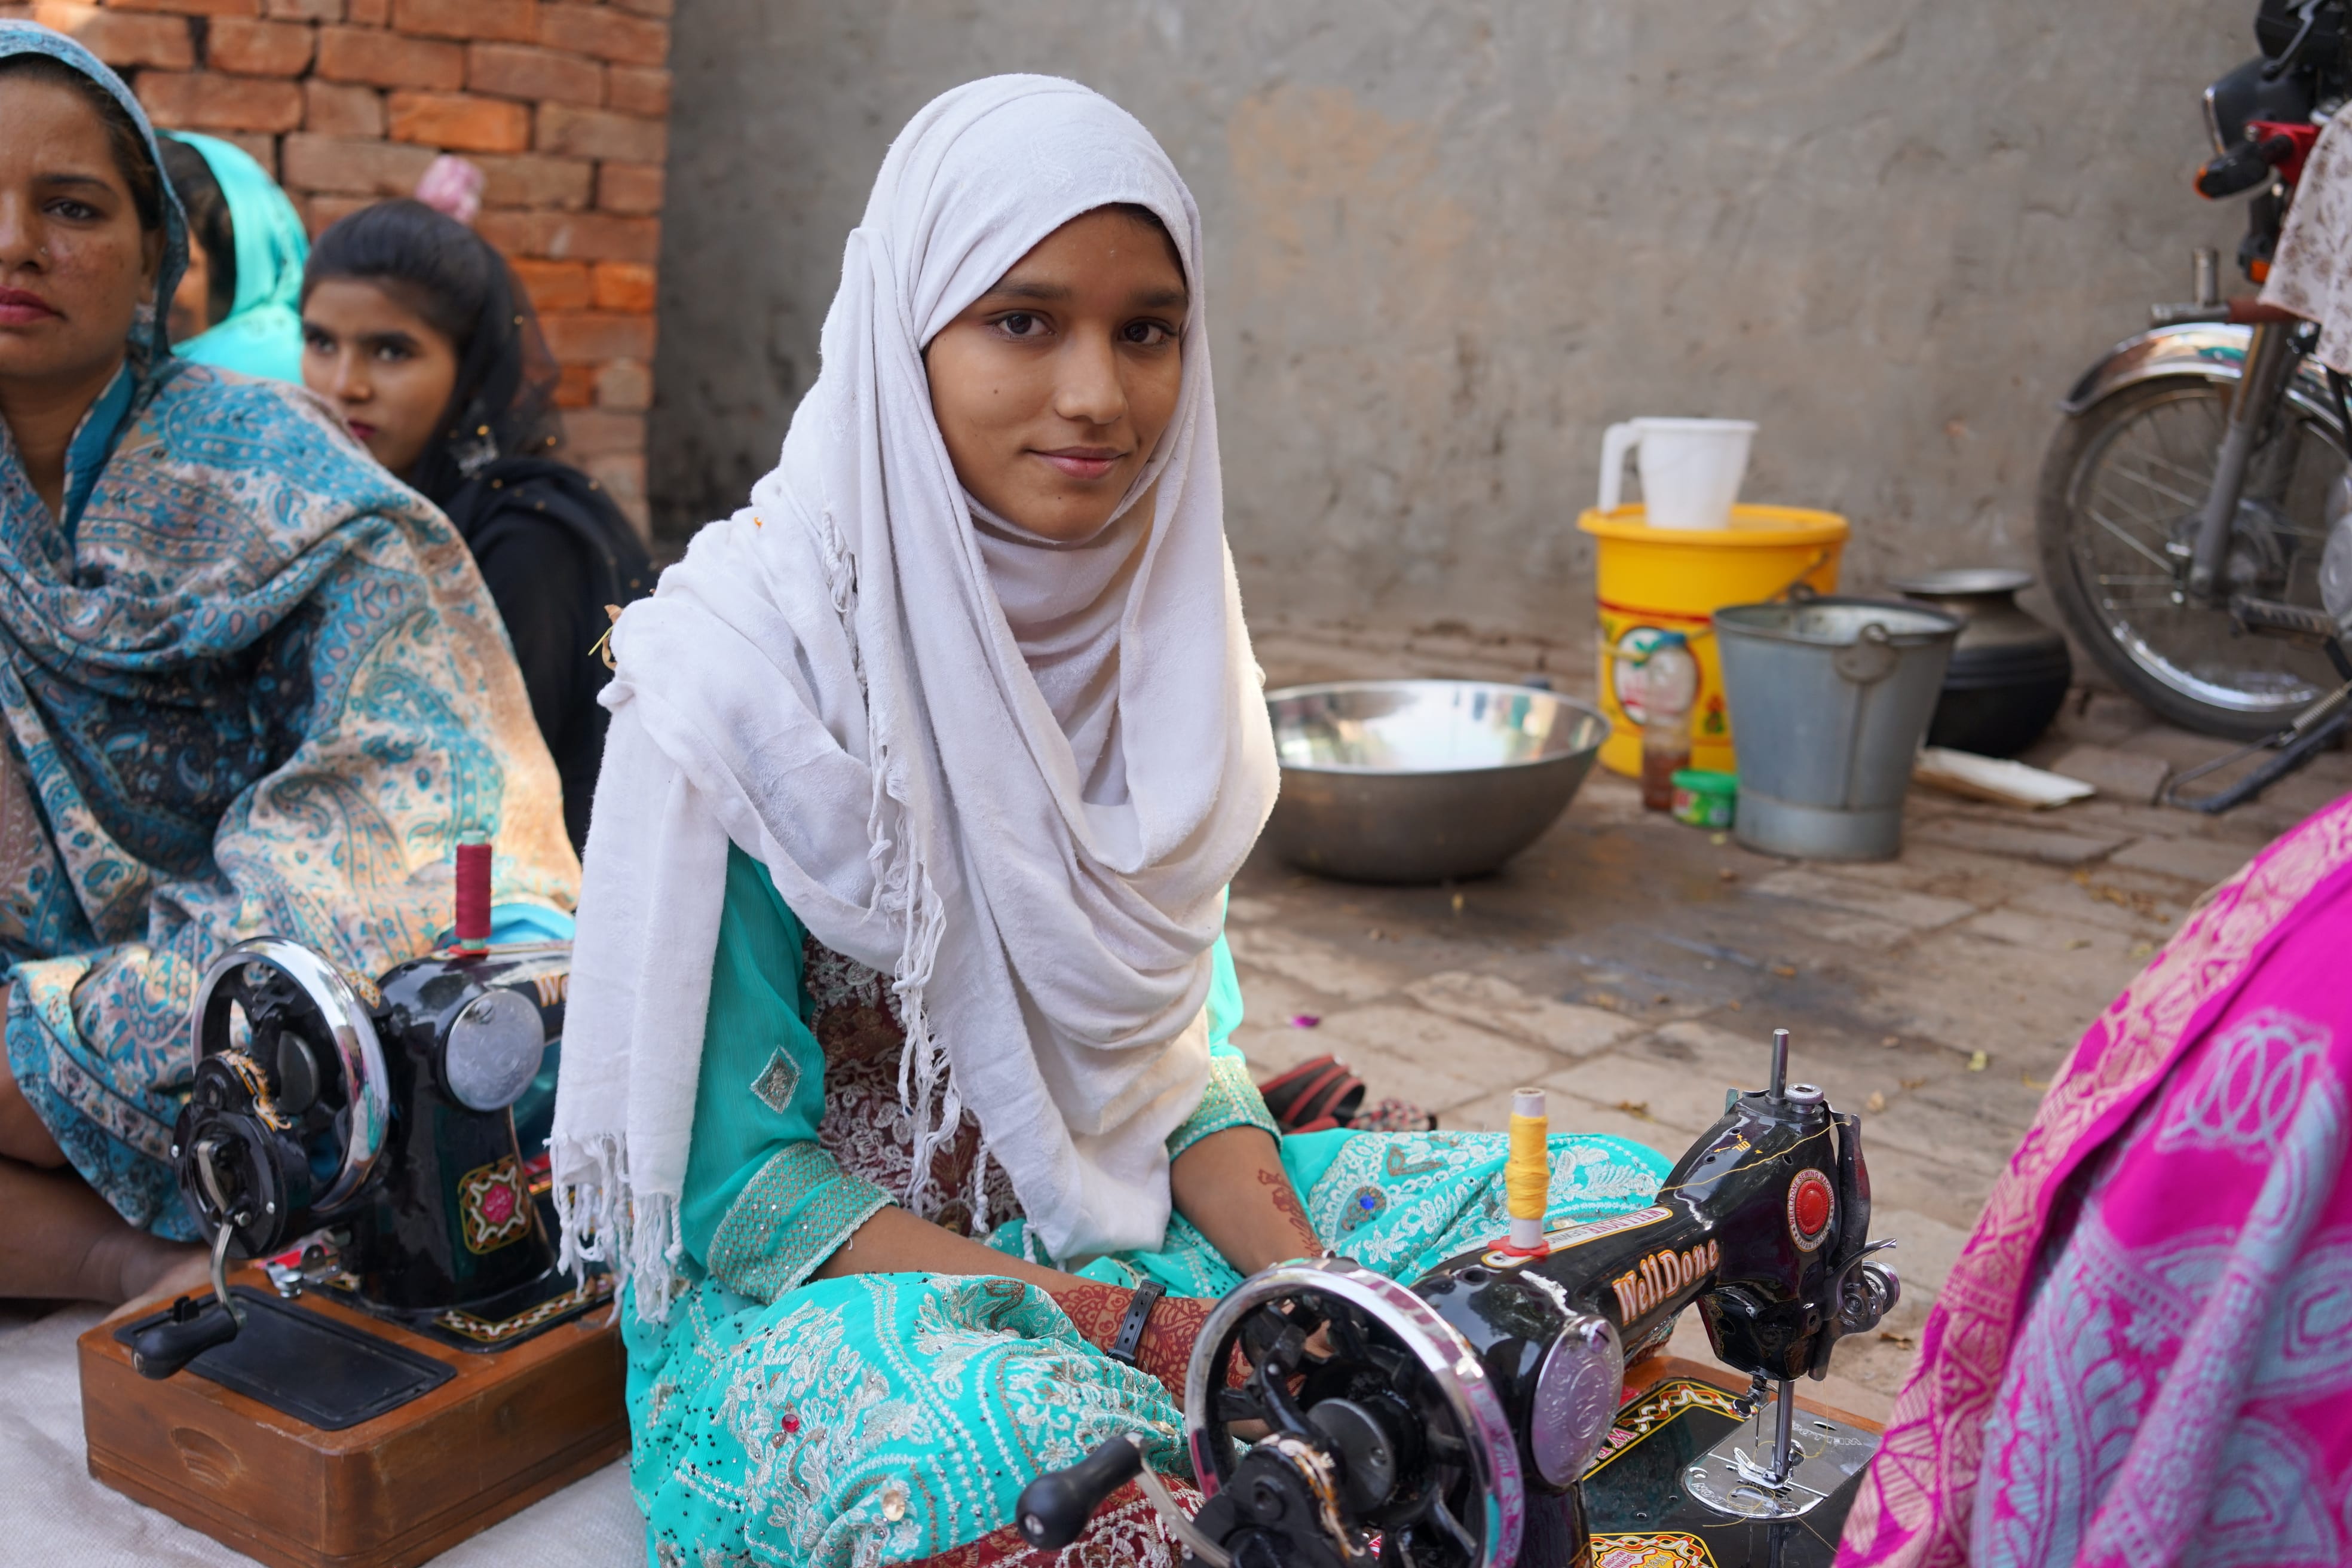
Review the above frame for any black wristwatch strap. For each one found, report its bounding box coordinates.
[1107,1279,1165,1367]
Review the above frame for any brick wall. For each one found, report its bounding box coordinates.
[8,0,670,532]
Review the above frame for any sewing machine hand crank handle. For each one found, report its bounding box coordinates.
[1018,1433,1238,1567]
[1018,1434,1145,1550]
[129,1211,244,1379]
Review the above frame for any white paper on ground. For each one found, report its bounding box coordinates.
[1913,746,2098,810]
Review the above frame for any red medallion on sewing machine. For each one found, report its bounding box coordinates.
[1786,1168,1835,1253]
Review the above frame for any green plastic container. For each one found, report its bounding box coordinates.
[1670,768,1737,830]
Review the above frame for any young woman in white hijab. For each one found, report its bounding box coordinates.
[555,75,1670,1568]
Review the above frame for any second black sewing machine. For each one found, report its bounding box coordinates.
[1019,1027,1901,1568]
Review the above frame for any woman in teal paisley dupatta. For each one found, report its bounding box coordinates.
[553,76,1668,1568]
[0,24,577,1303]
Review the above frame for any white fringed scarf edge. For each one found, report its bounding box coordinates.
[552,503,966,1315]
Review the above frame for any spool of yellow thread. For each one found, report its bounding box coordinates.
[1504,1086,1549,1254]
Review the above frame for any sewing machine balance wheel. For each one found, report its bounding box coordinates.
[1181,1258,1526,1568]
[1019,1253,1623,1568]
[179,938,394,1257]
[1019,1256,1529,1568]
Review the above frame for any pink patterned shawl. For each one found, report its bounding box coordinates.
[1839,792,2352,1566]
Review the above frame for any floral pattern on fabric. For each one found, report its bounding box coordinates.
[804,934,1024,1237]
[630,1270,1190,1568]
[1166,1054,1277,1157]
[1968,1010,2352,1568]
[2264,114,2352,373]
[628,1126,1671,1567]
[894,1478,1202,1568]
[1304,1129,1667,1278]
[0,366,575,1238]
[797,933,1272,1241]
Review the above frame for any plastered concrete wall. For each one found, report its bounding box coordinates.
[648,1,2250,636]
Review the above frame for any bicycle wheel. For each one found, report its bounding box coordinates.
[2038,374,2345,739]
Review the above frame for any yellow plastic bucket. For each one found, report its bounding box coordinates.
[1576,504,1849,778]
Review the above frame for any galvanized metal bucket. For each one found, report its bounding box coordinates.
[1713,597,1962,860]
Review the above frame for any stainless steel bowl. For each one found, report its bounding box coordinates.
[1263,680,1610,884]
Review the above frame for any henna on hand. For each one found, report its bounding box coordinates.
[1049,1279,1220,1402]
[1135,1293,1214,1397]
[1048,1277,1129,1349]
[1256,1165,1324,1255]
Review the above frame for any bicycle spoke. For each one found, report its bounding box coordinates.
[2102,461,2204,512]
[2081,475,2179,541]
[2087,509,2178,573]
[2141,411,2221,489]
[2138,449,2218,491]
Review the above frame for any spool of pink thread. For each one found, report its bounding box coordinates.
[452,840,492,954]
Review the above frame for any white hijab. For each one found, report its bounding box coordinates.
[552,75,1280,1314]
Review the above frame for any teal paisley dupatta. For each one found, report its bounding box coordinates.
[0,24,578,1237]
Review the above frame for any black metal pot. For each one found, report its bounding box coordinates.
[1891,568,2072,758]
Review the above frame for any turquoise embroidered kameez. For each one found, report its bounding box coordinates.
[623,849,1672,1568]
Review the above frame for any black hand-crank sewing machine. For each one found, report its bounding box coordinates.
[128,932,590,1378]
[1018,1029,1900,1568]
[77,850,627,1568]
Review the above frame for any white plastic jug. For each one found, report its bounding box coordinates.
[1597,418,1757,531]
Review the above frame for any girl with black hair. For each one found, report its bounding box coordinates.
[302,198,652,850]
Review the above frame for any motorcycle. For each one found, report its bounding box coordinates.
[2039,0,2352,742]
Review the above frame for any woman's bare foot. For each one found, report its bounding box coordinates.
[3,1011,209,1315]
[100,1239,213,1321]
[1,1155,209,1309]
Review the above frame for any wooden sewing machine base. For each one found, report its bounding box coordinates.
[78,1265,628,1568]
[1579,1356,1885,1568]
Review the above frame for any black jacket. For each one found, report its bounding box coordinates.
[445,458,652,852]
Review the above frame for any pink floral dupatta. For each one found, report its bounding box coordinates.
[1839,792,2352,1567]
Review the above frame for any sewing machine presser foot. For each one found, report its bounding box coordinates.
[1682,1393,1878,1521]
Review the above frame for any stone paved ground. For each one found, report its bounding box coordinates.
[1233,615,2352,1422]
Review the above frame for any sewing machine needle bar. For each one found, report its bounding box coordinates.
[1771,1378,1797,1484]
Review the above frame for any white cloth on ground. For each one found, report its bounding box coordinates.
[2264,112,2352,373]
[551,75,1279,1313]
